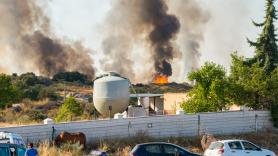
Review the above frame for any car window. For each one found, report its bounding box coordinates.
[0,147,9,156]
[208,142,224,150]
[228,141,243,150]
[163,145,188,156]
[242,142,260,151]
[163,145,177,154]
[145,145,162,154]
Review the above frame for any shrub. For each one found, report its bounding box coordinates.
[52,71,89,84]
[55,96,83,122]
[26,110,47,121]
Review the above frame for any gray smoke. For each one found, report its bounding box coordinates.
[0,0,95,78]
[101,0,180,80]
[102,0,209,82]
[142,0,180,76]
[168,0,210,78]
[101,36,135,79]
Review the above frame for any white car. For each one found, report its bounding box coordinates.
[204,139,276,156]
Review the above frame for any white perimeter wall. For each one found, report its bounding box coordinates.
[0,111,272,143]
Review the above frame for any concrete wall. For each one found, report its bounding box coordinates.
[163,93,189,114]
[0,111,272,144]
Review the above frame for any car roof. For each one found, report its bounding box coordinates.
[214,140,247,143]
[135,142,188,150]
[136,142,181,146]
[135,142,200,155]
[0,143,20,147]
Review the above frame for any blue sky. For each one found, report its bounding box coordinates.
[42,0,278,81]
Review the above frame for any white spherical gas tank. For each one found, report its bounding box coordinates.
[93,72,130,117]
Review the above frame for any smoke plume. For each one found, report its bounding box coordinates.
[168,0,210,80]
[102,0,208,82]
[0,0,95,78]
[101,36,136,79]
[102,0,180,80]
[142,0,180,76]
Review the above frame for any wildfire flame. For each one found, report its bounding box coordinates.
[153,73,169,84]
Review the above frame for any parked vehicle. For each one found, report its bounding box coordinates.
[0,143,26,156]
[0,132,26,148]
[129,142,201,156]
[204,139,276,156]
[90,150,108,156]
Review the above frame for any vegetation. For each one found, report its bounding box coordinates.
[0,0,277,128]
[229,54,278,110]
[229,0,278,126]
[13,72,55,101]
[55,96,83,122]
[53,71,92,85]
[132,82,191,94]
[28,131,278,156]
[245,0,278,74]
[87,131,278,155]
[0,74,21,108]
[182,0,278,127]
[39,142,83,156]
[181,62,230,113]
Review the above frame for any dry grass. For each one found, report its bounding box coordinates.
[0,98,60,125]
[0,121,40,127]
[16,130,277,156]
[88,130,278,156]
[38,142,83,156]
[30,99,50,107]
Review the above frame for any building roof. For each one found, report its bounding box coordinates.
[130,93,163,98]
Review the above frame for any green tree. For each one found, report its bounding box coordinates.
[246,0,278,74]
[14,73,53,100]
[55,96,83,122]
[52,71,90,84]
[230,53,278,126]
[0,74,21,108]
[229,0,278,127]
[229,54,268,109]
[181,62,230,113]
[38,86,59,101]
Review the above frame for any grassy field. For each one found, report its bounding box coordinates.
[37,130,278,156]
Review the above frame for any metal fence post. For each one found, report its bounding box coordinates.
[255,114,258,133]
[128,121,132,137]
[52,126,55,142]
[198,114,201,136]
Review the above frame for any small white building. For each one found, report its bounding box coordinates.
[130,93,164,115]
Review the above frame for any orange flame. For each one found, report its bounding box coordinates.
[153,74,168,84]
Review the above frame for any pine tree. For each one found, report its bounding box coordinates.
[246,0,278,74]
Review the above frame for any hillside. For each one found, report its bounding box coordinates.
[132,82,192,94]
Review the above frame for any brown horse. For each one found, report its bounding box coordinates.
[54,131,86,148]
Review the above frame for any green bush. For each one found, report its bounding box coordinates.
[55,96,83,122]
[52,71,90,84]
[26,110,47,121]
[38,86,59,100]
